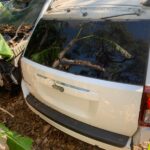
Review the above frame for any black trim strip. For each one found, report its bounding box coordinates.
[26,94,129,147]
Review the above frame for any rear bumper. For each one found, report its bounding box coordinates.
[21,80,131,150]
[26,93,129,147]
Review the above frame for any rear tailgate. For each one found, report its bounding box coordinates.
[22,19,150,138]
[21,57,143,137]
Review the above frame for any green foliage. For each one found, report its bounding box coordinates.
[31,46,61,65]
[0,2,13,20]
[0,34,14,59]
[0,2,3,8]
[101,37,132,59]
[0,0,46,25]
[0,123,33,150]
[148,143,150,150]
[31,48,50,64]
[78,35,132,59]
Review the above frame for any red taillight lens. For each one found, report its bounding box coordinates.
[139,86,150,127]
[147,98,150,109]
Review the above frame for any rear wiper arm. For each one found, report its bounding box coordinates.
[101,9,143,20]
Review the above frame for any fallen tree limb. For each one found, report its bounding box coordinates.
[52,39,77,68]
[60,58,105,72]
[52,32,132,69]
[52,27,83,68]
[78,35,132,59]
[0,107,14,118]
[9,23,23,42]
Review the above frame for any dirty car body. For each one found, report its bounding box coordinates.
[21,0,150,149]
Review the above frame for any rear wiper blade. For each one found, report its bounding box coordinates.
[101,9,143,19]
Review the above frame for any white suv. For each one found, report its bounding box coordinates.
[21,0,150,149]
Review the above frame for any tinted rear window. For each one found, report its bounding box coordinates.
[25,19,150,85]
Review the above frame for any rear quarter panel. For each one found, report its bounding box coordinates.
[146,49,150,85]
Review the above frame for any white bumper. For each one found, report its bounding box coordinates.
[21,79,132,150]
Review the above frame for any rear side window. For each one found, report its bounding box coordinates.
[25,19,150,85]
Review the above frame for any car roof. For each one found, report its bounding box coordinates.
[50,0,141,9]
[44,0,150,20]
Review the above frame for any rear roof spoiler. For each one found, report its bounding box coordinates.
[141,0,150,6]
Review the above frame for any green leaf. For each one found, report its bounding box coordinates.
[0,34,14,59]
[0,2,3,9]
[0,2,12,19]
[0,123,33,150]
[78,35,132,59]
[148,143,150,150]
[31,46,60,64]
[7,136,33,150]
[0,123,9,132]
[103,38,132,59]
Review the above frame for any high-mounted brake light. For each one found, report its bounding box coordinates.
[139,86,150,127]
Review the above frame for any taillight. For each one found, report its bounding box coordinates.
[139,86,150,127]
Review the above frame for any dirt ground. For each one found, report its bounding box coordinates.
[0,90,149,150]
[0,90,101,150]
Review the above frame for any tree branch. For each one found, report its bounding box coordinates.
[52,27,83,68]
[9,23,24,42]
[52,39,77,68]
[60,58,105,72]
[0,107,14,118]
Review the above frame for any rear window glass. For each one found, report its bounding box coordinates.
[25,19,150,85]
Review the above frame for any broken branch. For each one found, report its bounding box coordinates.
[52,39,77,68]
[9,23,23,42]
[52,27,83,68]
[60,58,105,72]
[0,107,14,118]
